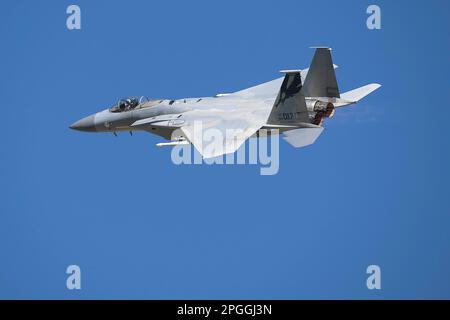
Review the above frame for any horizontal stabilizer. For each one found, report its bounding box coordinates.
[340,83,381,103]
[282,127,324,148]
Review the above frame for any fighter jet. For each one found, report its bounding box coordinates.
[70,48,380,158]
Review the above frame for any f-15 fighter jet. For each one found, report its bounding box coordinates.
[70,48,380,158]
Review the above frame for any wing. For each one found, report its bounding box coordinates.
[179,106,269,159]
[230,77,284,99]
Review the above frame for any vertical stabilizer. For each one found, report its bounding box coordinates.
[267,71,310,125]
[302,47,340,98]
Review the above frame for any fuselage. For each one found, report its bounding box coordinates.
[69,95,277,136]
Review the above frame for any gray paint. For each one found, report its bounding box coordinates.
[70,48,380,158]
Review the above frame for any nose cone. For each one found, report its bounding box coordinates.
[70,115,97,132]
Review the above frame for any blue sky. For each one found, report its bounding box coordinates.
[0,0,449,299]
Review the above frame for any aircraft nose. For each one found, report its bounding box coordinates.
[70,115,97,132]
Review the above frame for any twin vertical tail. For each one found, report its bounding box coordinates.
[265,47,381,148]
[267,47,340,126]
[267,47,381,127]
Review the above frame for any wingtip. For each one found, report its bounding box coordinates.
[371,83,382,90]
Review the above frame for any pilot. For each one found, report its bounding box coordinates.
[126,98,135,110]
[130,98,138,109]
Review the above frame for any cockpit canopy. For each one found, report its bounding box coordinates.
[109,96,163,113]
